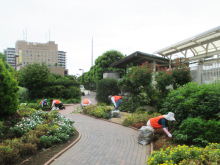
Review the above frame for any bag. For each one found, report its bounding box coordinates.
[137,126,154,145]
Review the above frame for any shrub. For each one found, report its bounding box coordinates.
[83,105,97,114]
[96,78,120,104]
[0,59,19,117]
[61,86,81,100]
[173,117,220,146]
[160,82,220,125]
[17,86,29,100]
[39,135,54,148]
[147,143,220,165]
[119,96,140,113]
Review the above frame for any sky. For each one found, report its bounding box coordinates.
[1,0,220,75]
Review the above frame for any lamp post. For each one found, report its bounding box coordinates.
[14,54,19,78]
[79,69,84,84]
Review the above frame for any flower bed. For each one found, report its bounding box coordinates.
[0,106,75,165]
[83,105,113,119]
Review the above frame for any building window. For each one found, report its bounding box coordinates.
[38,59,40,61]
[45,55,46,57]
[52,59,53,61]
[30,58,32,60]
[23,62,25,64]
[41,55,43,57]
[55,60,57,62]
[34,58,36,61]
[31,62,32,64]
[48,55,50,57]
[27,50,28,52]
[41,51,43,53]
[45,51,46,53]
[23,58,25,60]
[30,50,32,53]
[48,59,50,61]
[27,62,29,64]
[55,56,56,58]
[34,51,36,53]
[27,58,29,60]
[23,54,25,56]
[38,55,39,57]
[38,51,39,53]
[52,55,53,58]
[55,52,57,54]
[34,55,36,57]
[48,51,50,54]
[45,59,46,61]
[41,59,43,61]
[52,52,53,54]
[23,50,25,52]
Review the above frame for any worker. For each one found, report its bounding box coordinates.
[50,99,65,110]
[81,99,92,108]
[146,112,176,137]
[108,95,122,111]
[39,99,48,107]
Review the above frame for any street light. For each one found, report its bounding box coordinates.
[79,69,84,84]
[14,54,19,78]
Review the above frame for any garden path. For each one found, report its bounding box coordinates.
[50,92,151,165]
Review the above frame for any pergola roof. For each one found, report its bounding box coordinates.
[153,26,220,61]
[110,51,170,69]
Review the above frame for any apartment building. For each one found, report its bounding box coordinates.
[4,40,68,76]
[3,48,16,68]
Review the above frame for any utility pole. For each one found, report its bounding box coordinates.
[91,37,93,67]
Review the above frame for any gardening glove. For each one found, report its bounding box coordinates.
[115,107,117,109]
[163,128,171,136]
[168,134,172,138]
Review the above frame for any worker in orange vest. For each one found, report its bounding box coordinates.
[146,112,175,137]
[108,95,122,111]
[50,99,65,110]
[39,99,48,107]
[81,99,92,108]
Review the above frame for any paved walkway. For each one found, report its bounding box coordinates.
[50,92,150,165]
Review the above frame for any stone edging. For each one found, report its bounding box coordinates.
[44,128,82,165]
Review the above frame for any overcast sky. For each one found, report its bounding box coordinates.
[1,0,220,75]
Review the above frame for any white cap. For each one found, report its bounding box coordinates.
[164,112,176,121]
[108,95,112,99]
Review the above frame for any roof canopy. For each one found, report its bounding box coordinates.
[110,51,170,69]
[153,26,220,62]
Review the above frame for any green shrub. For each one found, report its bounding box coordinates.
[147,143,220,165]
[119,96,139,113]
[96,78,120,104]
[160,82,220,125]
[83,105,97,114]
[61,86,81,100]
[0,59,19,117]
[17,86,29,100]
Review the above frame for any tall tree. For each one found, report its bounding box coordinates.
[0,52,6,62]
[18,63,50,99]
[0,59,19,117]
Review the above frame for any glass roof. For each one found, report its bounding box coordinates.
[153,26,220,61]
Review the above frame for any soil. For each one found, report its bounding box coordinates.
[16,130,79,165]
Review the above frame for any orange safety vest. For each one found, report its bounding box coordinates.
[112,96,122,103]
[83,99,89,104]
[54,100,61,104]
[39,100,44,105]
[150,115,164,129]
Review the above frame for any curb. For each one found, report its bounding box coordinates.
[44,128,82,165]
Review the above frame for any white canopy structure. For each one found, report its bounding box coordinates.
[153,26,220,65]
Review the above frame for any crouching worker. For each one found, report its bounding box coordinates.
[147,112,176,137]
[81,99,92,108]
[138,112,175,145]
[108,95,122,111]
[39,99,48,107]
[50,99,65,110]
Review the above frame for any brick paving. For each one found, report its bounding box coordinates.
[50,92,150,165]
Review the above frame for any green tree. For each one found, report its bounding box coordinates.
[18,63,50,99]
[0,59,19,117]
[0,52,6,62]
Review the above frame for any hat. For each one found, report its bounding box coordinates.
[108,95,112,99]
[44,99,47,102]
[164,112,176,121]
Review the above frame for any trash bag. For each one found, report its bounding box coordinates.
[137,126,154,145]
[111,110,121,118]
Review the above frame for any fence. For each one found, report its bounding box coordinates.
[190,62,220,85]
